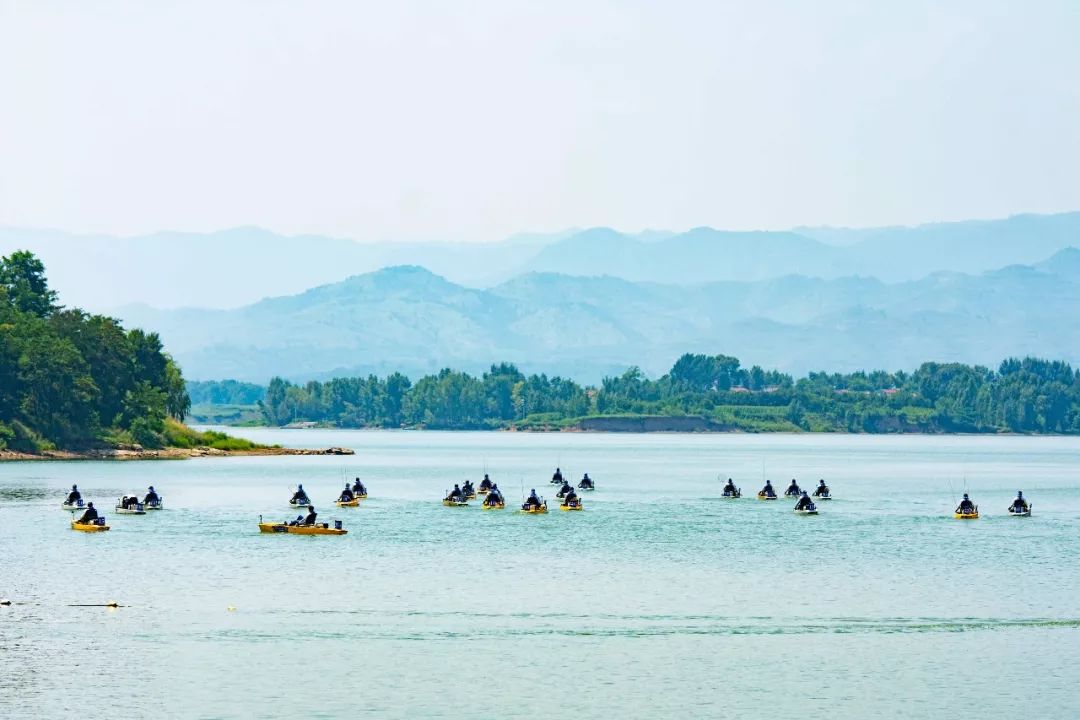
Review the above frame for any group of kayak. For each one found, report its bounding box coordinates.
[289,478,368,509]
[264,478,371,534]
[65,484,163,532]
[721,478,831,515]
[550,467,596,491]
[443,469,591,512]
[954,491,1032,519]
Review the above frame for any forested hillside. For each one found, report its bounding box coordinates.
[256,354,1080,434]
[0,251,191,451]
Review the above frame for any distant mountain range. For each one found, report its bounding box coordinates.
[114,247,1080,383]
[3,212,1079,310]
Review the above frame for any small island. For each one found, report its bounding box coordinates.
[0,250,351,460]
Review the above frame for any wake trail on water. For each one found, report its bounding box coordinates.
[199,613,1080,642]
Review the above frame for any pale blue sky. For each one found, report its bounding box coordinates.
[1,0,1078,241]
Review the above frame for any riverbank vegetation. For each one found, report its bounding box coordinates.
[0,251,262,454]
[248,354,1080,434]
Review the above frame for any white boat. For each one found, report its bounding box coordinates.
[793,504,819,515]
[288,498,312,509]
[115,498,146,515]
[61,500,86,512]
[1008,505,1032,517]
[722,490,742,499]
[145,498,164,510]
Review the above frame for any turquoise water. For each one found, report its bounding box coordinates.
[2,430,1080,719]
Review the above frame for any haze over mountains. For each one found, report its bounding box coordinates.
[5,211,1079,383]
[3,212,1078,310]
[114,246,1080,384]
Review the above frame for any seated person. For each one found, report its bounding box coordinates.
[144,486,159,504]
[67,485,82,503]
[578,473,594,489]
[813,480,829,496]
[760,481,776,498]
[956,494,976,513]
[352,478,367,496]
[339,484,355,502]
[562,488,579,506]
[551,468,564,484]
[479,474,493,491]
[447,484,465,502]
[1011,491,1028,511]
[291,485,309,503]
[77,503,99,524]
[524,489,542,508]
[302,506,318,526]
[723,478,738,495]
[785,479,801,496]
[557,481,573,498]
[794,491,815,511]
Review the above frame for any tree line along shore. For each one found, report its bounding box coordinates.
[195,353,1080,435]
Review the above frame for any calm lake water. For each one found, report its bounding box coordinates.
[2,429,1079,719]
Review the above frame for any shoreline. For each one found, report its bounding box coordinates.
[202,424,1075,438]
[0,446,355,462]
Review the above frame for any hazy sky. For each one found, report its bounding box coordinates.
[1,0,1078,242]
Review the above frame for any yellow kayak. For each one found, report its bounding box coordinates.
[757,493,778,501]
[482,501,506,510]
[258,522,347,535]
[335,497,361,507]
[954,511,979,520]
[442,499,469,507]
[71,520,110,532]
[519,503,548,514]
[559,503,583,511]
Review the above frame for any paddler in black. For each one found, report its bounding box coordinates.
[551,468,564,484]
[352,478,367,496]
[67,485,82,503]
[1011,491,1028,511]
[794,491,814,510]
[557,480,573,498]
[525,488,542,508]
[723,478,738,496]
[488,483,503,503]
[291,485,309,503]
[578,473,594,489]
[144,486,159,504]
[479,474,493,492]
[785,479,801,496]
[562,488,578,507]
[813,479,829,497]
[339,483,355,502]
[302,506,317,526]
[76,503,99,524]
[447,484,464,502]
[956,494,975,513]
[462,480,475,496]
[760,480,776,498]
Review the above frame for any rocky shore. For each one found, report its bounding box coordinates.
[0,446,355,461]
